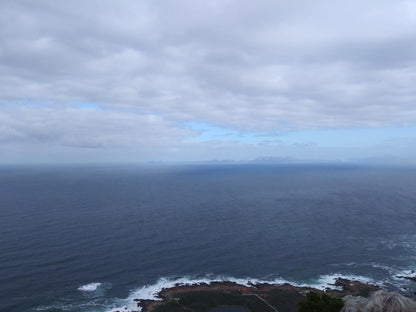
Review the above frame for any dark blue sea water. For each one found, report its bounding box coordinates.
[1,164,416,312]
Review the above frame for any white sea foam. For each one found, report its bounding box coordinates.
[78,282,101,292]
[104,276,277,312]
[395,269,416,277]
[104,273,378,312]
[300,273,375,290]
[392,268,416,286]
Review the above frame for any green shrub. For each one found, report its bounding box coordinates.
[298,292,344,312]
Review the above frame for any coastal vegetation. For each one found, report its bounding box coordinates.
[298,292,344,312]
[137,279,380,312]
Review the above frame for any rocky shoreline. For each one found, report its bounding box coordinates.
[124,278,385,312]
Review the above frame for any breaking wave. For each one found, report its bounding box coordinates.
[104,273,378,312]
[78,282,102,292]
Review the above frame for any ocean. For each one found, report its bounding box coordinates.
[1,164,415,312]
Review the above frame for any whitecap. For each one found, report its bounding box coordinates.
[78,282,101,292]
[300,273,376,290]
[395,268,416,278]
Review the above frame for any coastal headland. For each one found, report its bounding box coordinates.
[125,278,385,312]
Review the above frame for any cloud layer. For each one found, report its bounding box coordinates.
[1,0,416,162]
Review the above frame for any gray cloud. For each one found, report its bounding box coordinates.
[1,0,416,161]
[0,106,195,148]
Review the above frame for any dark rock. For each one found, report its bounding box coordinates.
[397,275,416,283]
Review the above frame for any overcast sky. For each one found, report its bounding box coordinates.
[1,0,416,164]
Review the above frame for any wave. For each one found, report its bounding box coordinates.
[391,269,416,291]
[34,302,106,311]
[35,270,415,312]
[104,273,377,312]
[78,282,102,292]
[303,273,375,290]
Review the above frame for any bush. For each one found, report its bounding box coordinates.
[298,292,344,312]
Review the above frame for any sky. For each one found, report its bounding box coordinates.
[1,0,416,164]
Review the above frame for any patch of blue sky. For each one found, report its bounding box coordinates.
[76,102,102,109]
[185,121,416,147]
[184,121,275,144]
